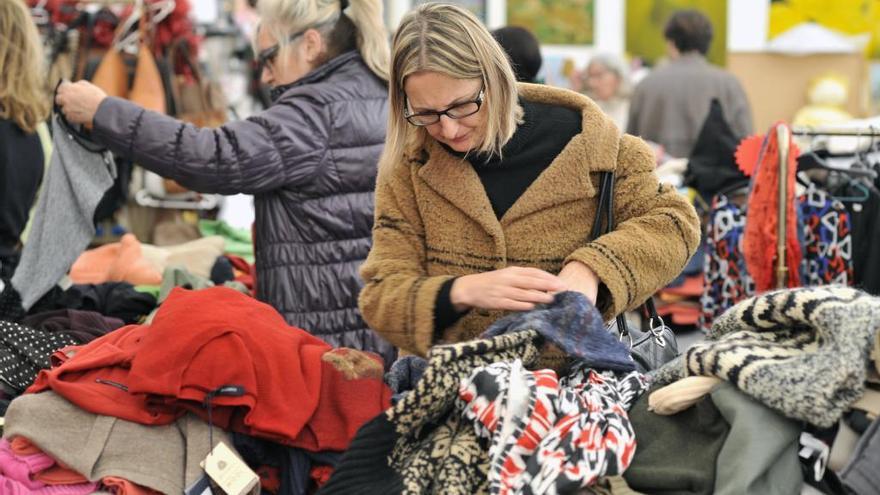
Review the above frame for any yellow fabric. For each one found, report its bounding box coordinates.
[19,121,53,245]
[358,83,701,356]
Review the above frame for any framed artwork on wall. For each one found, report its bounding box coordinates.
[626,0,728,66]
[506,0,595,45]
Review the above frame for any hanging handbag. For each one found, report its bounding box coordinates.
[590,171,679,372]
[166,39,228,128]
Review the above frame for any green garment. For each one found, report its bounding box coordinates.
[624,386,729,494]
[712,383,803,495]
[198,219,254,262]
[133,285,161,298]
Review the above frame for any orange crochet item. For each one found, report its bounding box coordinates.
[742,124,802,292]
[10,437,90,485]
[102,476,162,495]
[70,234,162,286]
[735,134,765,177]
[9,436,40,455]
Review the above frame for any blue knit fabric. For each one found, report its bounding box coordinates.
[385,355,429,404]
[482,291,635,372]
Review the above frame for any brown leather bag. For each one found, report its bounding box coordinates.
[91,47,128,99]
[128,11,166,114]
[167,39,227,128]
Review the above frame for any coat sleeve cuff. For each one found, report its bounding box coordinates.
[433,277,467,341]
[565,244,630,320]
[406,275,456,355]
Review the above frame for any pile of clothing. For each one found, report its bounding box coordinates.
[1,287,391,494]
[648,286,880,494]
[322,286,880,495]
[321,292,649,495]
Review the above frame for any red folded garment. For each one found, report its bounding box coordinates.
[102,476,162,495]
[29,324,180,425]
[293,348,391,451]
[9,437,90,486]
[226,255,255,292]
[661,275,703,297]
[29,287,390,450]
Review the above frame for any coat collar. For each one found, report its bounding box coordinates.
[270,50,361,102]
[416,83,621,235]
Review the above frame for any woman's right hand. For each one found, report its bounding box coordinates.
[55,81,108,126]
[450,267,567,312]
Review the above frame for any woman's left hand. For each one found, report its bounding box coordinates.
[55,81,108,126]
[557,261,600,304]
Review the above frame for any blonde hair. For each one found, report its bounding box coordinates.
[256,0,389,81]
[0,0,49,133]
[382,3,522,165]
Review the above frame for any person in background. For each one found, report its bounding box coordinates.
[491,26,543,83]
[0,0,52,280]
[358,3,700,365]
[55,0,397,366]
[627,9,752,158]
[572,53,631,130]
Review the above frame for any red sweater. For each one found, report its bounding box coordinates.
[30,287,391,450]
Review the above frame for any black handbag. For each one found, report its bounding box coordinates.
[590,171,678,372]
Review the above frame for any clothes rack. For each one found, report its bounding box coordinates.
[792,127,880,137]
[777,125,790,289]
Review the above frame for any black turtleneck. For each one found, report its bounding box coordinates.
[434,99,582,337]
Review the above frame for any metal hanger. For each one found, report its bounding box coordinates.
[31,0,51,27]
[833,180,871,203]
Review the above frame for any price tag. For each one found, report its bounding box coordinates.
[200,442,259,495]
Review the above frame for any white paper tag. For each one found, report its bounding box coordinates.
[201,442,260,495]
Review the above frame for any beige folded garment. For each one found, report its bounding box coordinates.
[648,376,723,415]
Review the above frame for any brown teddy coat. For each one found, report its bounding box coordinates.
[359,83,701,357]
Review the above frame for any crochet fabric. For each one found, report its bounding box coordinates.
[458,360,647,495]
[389,330,542,494]
[654,286,880,427]
[741,128,802,291]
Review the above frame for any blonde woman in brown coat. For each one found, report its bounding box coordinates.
[359,3,700,361]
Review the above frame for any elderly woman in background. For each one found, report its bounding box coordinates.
[572,53,631,130]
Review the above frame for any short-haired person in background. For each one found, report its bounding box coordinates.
[358,3,700,367]
[627,9,752,158]
[491,26,543,83]
[55,0,398,365]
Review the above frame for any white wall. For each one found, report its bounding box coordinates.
[728,0,770,52]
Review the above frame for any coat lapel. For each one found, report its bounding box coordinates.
[416,85,622,236]
[501,93,621,226]
[417,142,504,240]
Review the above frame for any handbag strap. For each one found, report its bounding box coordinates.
[590,172,662,337]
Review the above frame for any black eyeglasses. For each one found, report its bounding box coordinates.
[404,86,484,126]
[257,30,307,69]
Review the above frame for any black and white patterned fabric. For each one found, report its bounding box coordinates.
[458,360,647,495]
[0,320,77,392]
[655,286,880,428]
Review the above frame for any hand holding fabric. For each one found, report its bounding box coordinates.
[449,266,567,312]
[55,81,107,126]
